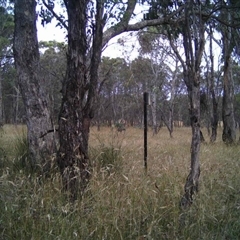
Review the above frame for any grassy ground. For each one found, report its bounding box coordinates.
[1,125,240,239]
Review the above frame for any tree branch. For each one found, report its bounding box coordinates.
[102,5,184,48]
[42,0,68,30]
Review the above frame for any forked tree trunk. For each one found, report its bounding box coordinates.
[177,1,205,209]
[14,0,55,173]
[57,0,104,199]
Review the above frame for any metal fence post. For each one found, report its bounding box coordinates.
[144,92,148,171]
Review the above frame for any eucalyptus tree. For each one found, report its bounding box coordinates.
[14,0,56,173]
[217,0,240,143]
[169,1,207,208]
[142,0,210,208]
[145,0,240,207]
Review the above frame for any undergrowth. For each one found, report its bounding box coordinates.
[0,125,240,239]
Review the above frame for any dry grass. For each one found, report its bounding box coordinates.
[1,125,240,239]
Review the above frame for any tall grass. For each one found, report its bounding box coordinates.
[1,125,240,239]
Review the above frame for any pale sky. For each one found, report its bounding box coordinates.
[37,13,142,60]
[36,3,146,60]
[37,17,66,42]
[36,4,222,66]
[37,19,140,60]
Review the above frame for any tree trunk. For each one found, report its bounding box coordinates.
[210,86,218,143]
[57,1,90,199]
[209,68,219,143]
[180,72,201,209]
[208,26,219,143]
[178,1,205,208]
[14,0,56,173]
[221,5,236,144]
[151,92,158,135]
[168,107,174,138]
[57,0,104,199]
[222,54,236,143]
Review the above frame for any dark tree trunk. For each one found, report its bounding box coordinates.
[57,0,104,199]
[210,88,218,142]
[209,77,219,143]
[14,0,55,173]
[221,5,236,144]
[57,1,90,199]
[222,52,236,143]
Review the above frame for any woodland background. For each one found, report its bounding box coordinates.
[1,2,240,236]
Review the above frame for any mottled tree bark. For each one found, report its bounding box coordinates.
[180,72,201,208]
[57,0,104,199]
[175,1,205,209]
[221,2,236,144]
[14,0,55,173]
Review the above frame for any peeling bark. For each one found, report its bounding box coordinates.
[57,0,104,199]
[14,0,55,173]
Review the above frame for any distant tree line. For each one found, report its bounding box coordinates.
[2,42,240,136]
